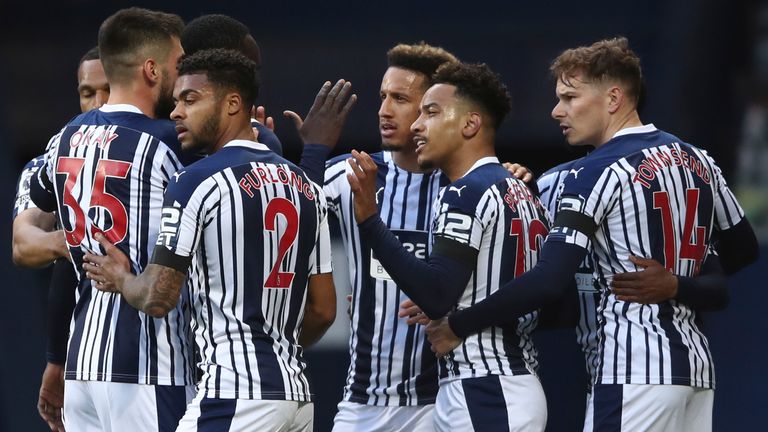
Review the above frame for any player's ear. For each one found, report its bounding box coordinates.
[607,85,623,114]
[225,92,243,116]
[142,58,160,84]
[462,112,482,139]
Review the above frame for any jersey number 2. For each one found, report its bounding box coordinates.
[264,197,299,288]
[56,157,132,247]
[653,188,707,274]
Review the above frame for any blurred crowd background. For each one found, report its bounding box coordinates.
[1,0,766,430]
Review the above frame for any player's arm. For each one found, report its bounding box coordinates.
[299,273,337,347]
[285,79,357,184]
[347,150,475,319]
[714,218,758,274]
[611,254,730,311]
[12,208,68,267]
[83,233,187,318]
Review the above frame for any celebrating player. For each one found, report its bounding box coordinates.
[84,48,336,431]
[347,62,549,431]
[29,8,195,431]
[323,43,456,431]
[430,37,759,431]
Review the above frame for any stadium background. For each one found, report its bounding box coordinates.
[1,0,766,430]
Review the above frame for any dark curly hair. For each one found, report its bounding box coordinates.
[432,62,511,130]
[387,42,458,88]
[550,37,645,109]
[177,49,260,109]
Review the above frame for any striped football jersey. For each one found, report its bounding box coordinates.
[433,158,547,383]
[537,159,600,385]
[324,151,443,406]
[549,124,745,389]
[156,140,331,401]
[33,104,195,386]
[14,155,46,218]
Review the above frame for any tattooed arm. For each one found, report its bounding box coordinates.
[84,233,186,318]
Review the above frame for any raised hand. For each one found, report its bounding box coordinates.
[284,79,357,149]
[346,150,379,223]
[253,105,275,131]
[426,316,462,357]
[611,255,677,303]
[82,233,132,293]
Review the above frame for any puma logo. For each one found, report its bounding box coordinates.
[172,171,186,182]
[449,185,467,197]
[569,167,584,179]
[375,187,384,204]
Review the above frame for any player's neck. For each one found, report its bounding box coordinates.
[598,110,642,148]
[213,122,256,154]
[392,149,430,173]
[106,87,157,118]
[443,144,495,182]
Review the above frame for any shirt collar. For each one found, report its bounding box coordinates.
[223,139,270,151]
[612,123,657,138]
[98,104,144,114]
[460,156,500,178]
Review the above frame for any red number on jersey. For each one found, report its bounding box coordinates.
[55,157,132,247]
[509,218,549,277]
[652,188,707,274]
[264,197,299,288]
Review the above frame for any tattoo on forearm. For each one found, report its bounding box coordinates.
[141,264,185,317]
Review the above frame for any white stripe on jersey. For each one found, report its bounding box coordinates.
[325,151,441,406]
[167,154,330,401]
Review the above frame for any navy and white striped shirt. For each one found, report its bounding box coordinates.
[32,104,195,386]
[435,158,546,383]
[324,151,442,406]
[550,124,745,388]
[13,155,46,218]
[157,139,331,401]
[537,159,600,384]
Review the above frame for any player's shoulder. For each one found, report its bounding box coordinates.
[539,158,583,180]
[251,120,283,156]
[325,151,386,185]
[442,162,510,210]
[69,109,180,150]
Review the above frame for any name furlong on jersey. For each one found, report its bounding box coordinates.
[432,160,548,382]
[550,125,745,389]
[324,151,443,406]
[33,107,194,386]
[537,160,600,385]
[159,141,332,400]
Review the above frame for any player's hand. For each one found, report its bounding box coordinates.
[82,233,132,293]
[53,230,71,263]
[426,316,462,357]
[611,255,677,303]
[346,150,379,223]
[284,79,357,149]
[252,105,275,132]
[502,162,534,183]
[346,294,352,319]
[37,362,65,432]
[398,299,430,326]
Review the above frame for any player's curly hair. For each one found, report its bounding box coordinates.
[387,42,458,87]
[550,37,645,109]
[177,49,260,110]
[98,8,184,84]
[182,15,254,61]
[432,62,512,130]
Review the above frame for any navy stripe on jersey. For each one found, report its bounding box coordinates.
[36,106,193,386]
[158,140,330,401]
[433,159,548,382]
[324,151,442,406]
[550,125,745,389]
[13,155,47,218]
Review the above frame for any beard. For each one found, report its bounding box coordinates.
[184,110,220,156]
[155,69,176,120]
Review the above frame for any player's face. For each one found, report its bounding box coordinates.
[170,73,223,155]
[551,72,611,147]
[156,37,184,119]
[77,59,109,113]
[410,84,465,171]
[378,67,429,152]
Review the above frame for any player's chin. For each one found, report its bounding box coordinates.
[380,136,408,152]
[416,154,434,171]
